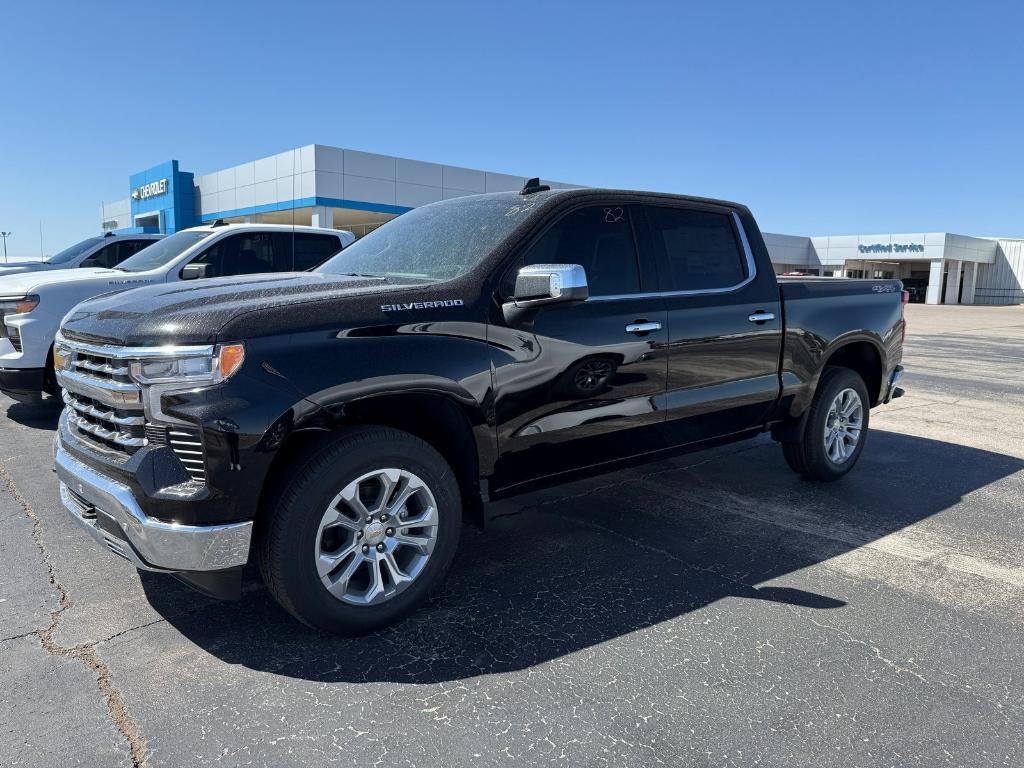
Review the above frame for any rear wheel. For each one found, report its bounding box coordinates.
[258,426,462,634]
[781,367,870,481]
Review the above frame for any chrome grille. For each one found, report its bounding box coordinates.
[56,339,144,457]
[56,335,207,483]
[10,333,21,353]
[62,390,146,452]
[70,351,133,384]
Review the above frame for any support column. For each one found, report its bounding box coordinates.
[925,259,944,305]
[961,262,978,305]
[311,206,333,229]
[944,259,962,305]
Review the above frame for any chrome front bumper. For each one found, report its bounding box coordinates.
[55,442,252,572]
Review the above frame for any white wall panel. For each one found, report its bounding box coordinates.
[253,180,276,206]
[485,172,525,193]
[344,175,396,206]
[396,182,443,208]
[216,167,236,193]
[196,174,218,196]
[443,166,485,193]
[235,162,255,188]
[275,151,296,179]
[276,177,297,203]
[313,145,344,174]
[396,158,443,187]
[216,189,236,213]
[314,171,343,199]
[254,156,277,184]
[235,184,255,210]
[298,145,315,174]
[344,150,396,180]
[299,171,316,200]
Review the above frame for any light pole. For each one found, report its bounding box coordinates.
[0,232,10,264]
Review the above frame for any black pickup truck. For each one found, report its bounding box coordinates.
[53,183,906,634]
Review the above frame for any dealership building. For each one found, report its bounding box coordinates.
[100,145,1024,305]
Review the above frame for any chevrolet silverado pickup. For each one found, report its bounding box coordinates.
[0,223,353,401]
[52,183,906,634]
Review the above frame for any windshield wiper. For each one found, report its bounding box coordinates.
[338,272,388,280]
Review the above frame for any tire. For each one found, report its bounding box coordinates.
[781,367,870,482]
[257,426,462,635]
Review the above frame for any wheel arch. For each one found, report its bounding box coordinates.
[258,388,490,530]
[821,337,885,406]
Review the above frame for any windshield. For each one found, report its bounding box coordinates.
[116,230,213,272]
[46,237,104,265]
[318,194,547,282]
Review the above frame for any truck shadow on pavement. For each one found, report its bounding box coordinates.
[136,429,1018,684]
[5,398,63,430]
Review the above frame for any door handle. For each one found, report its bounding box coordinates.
[747,311,775,324]
[626,321,662,335]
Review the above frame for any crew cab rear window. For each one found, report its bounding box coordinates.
[512,205,641,297]
[292,233,343,271]
[80,240,150,269]
[643,206,747,291]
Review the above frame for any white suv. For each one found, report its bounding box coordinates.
[0,233,164,277]
[0,223,354,402]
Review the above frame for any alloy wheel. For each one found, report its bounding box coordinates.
[314,468,439,606]
[823,387,863,464]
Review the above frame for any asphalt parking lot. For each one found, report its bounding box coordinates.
[2,303,1023,767]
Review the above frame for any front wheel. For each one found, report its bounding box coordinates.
[257,426,462,635]
[781,367,870,481]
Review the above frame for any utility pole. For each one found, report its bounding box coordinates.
[0,232,11,264]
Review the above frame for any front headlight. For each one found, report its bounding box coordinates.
[0,294,39,321]
[129,343,246,386]
[0,294,40,315]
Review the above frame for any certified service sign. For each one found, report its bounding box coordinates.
[131,178,169,201]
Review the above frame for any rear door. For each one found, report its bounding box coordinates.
[638,203,782,444]
[491,202,669,488]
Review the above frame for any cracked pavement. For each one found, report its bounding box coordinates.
[1,304,1023,767]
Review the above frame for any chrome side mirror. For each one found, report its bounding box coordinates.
[181,263,209,280]
[513,264,588,307]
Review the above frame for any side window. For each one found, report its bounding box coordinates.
[643,206,747,292]
[293,233,343,271]
[80,243,120,269]
[188,232,278,278]
[111,240,150,266]
[507,205,641,297]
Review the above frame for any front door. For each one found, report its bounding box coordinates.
[636,203,783,445]
[490,203,668,489]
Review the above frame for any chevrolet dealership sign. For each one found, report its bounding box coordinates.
[131,178,169,201]
[858,243,924,254]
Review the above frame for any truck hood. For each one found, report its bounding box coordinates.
[0,262,55,277]
[61,272,394,346]
[0,266,120,294]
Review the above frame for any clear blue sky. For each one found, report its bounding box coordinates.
[1,0,1022,257]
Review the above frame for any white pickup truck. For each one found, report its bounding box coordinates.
[0,222,354,402]
[0,232,164,277]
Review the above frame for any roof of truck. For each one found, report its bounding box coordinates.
[183,222,348,234]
